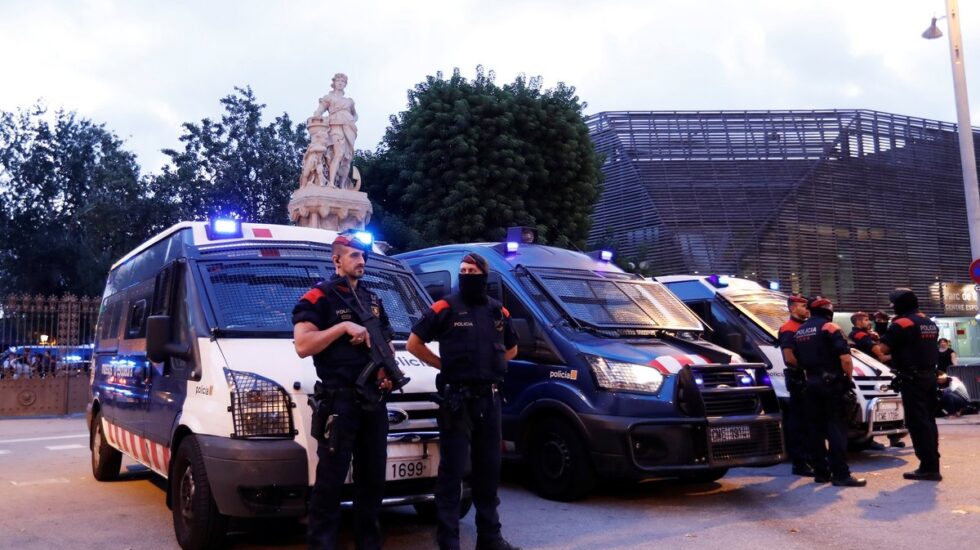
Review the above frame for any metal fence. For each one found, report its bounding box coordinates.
[1,294,99,415]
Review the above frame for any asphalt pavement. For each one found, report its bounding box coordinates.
[1,415,979,549]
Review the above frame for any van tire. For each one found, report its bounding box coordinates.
[171,435,228,550]
[413,495,473,521]
[679,468,728,484]
[90,411,122,481]
[527,417,596,501]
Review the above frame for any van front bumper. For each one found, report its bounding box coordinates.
[197,435,308,517]
[578,413,786,480]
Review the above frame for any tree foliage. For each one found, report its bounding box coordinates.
[359,67,601,251]
[0,105,156,296]
[151,86,308,226]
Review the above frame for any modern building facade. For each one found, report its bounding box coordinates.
[586,110,980,357]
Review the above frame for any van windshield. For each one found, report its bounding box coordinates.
[525,267,703,332]
[723,290,788,338]
[199,257,430,337]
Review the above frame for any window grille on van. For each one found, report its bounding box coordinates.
[201,260,430,336]
[204,262,324,330]
[725,291,790,337]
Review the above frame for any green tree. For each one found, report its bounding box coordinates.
[359,67,601,251]
[152,86,308,225]
[0,105,156,296]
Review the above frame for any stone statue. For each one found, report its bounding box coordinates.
[290,72,372,232]
[315,72,358,189]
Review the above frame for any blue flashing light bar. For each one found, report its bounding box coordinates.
[768,281,780,291]
[600,250,613,262]
[707,274,730,288]
[207,217,243,239]
[353,231,374,246]
[505,241,519,253]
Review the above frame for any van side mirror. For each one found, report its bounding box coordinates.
[146,315,191,366]
[511,318,534,350]
[487,272,503,302]
[724,332,745,353]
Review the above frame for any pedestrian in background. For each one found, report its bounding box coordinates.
[936,338,957,374]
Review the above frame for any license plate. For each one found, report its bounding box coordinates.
[710,425,752,443]
[874,401,904,423]
[388,458,429,480]
[345,441,438,484]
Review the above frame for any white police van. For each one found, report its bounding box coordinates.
[657,275,908,445]
[87,219,449,549]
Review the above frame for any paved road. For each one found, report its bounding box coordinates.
[1,416,979,549]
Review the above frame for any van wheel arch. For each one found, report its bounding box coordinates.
[520,404,597,501]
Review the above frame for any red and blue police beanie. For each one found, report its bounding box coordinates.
[461,252,489,274]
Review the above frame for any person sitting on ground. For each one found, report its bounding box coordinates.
[938,372,972,417]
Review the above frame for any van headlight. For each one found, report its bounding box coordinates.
[586,355,665,394]
[224,368,296,439]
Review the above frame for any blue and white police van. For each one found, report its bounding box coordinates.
[87,219,448,549]
[396,229,785,501]
[656,275,908,445]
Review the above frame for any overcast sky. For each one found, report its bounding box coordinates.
[2,0,978,173]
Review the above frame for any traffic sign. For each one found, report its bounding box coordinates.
[970,258,980,284]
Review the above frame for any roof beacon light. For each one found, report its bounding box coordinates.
[707,274,730,288]
[506,226,537,245]
[207,217,243,239]
[768,280,780,291]
[505,241,519,253]
[600,250,614,262]
[353,231,374,246]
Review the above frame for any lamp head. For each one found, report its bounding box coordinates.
[922,16,943,40]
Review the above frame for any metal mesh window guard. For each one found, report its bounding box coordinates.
[204,262,324,329]
[725,292,792,337]
[225,369,295,439]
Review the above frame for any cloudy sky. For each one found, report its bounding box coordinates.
[1,0,978,173]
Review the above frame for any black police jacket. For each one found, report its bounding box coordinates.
[792,316,851,377]
[411,294,518,384]
[778,317,803,351]
[291,276,394,387]
[882,312,939,374]
[848,328,876,356]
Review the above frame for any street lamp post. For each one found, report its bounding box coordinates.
[924,0,980,261]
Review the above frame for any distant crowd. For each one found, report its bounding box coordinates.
[0,349,87,379]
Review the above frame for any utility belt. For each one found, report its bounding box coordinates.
[443,381,499,399]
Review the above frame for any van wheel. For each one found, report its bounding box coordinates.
[414,495,473,521]
[527,417,596,501]
[679,468,728,484]
[90,412,122,481]
[171,435,228,550]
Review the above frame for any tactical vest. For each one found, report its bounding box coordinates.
[311,279,379,387]
[437,294,508,383]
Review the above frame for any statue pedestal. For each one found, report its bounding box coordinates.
[288,185,373,232]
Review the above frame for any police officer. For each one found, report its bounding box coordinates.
[792,297,866,487]
[292,232,394,550]
[407,252,521,550]
[876,288,942,481]
[849,312,906,450]
[778,293,814,477]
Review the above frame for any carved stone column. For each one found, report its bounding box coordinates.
[288,185,373,232]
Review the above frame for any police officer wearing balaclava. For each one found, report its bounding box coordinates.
[792,297,866,487]
[876,288,942,481]
[407,252,521,550]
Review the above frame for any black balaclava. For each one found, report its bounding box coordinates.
[890,288,919,316]
[459,253,489,305]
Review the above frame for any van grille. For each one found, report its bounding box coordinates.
[703,393,761,416]
[709,421,784,465]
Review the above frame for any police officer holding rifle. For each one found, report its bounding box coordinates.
[292,231,409,550]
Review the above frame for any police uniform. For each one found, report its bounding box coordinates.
[292,275,393,550]
[411,292,518,550]
[848,327,877,357]
[881,290,941,480]
[792,299,863,485]
[778,312,812,475]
